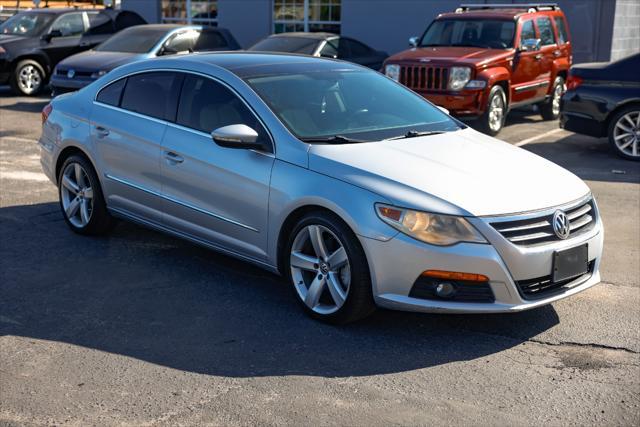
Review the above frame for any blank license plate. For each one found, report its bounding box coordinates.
[553,244,588,282]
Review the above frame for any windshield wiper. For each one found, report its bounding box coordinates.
[300,135,367,144]
[385,130,446,141]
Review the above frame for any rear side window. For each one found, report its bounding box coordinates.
[554,17,568,44]
[194,31,228,50]
[342,38,371,58]
[536,17,555,45]
[176,75,268,143]
[86,12,114,35]
[96,78,126,107]
[520,20,536,43]
[120,72,182,120]
[51,12,85,37]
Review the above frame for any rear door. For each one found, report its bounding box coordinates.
[91,71,183,223]
[511,18,544,104]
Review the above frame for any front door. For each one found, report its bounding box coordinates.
[41,12,86,68]
[511,19,544,104]
[160,74,275,261]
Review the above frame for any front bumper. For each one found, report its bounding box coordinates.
[416,89,486,117]
[361,201,603,314]
[50,74,95,91]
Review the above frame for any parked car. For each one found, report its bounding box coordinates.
[249,32,388,70]
[560,53,640,161]
[0,8,146,95]
[383,3,572,135]
[51,24,240,95]
[39,53,602,324]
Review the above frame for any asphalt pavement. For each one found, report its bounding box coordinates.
[1,87,639,426]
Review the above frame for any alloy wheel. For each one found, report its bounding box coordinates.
[552,82,563,116]
[290,224,351,315]
[60,163,94,228]
[613,111,640,158]
[488,93,504,132]
[18,65,42,95]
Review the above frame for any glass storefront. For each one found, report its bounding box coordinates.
[162,0,218,25]
[274,0,341,34]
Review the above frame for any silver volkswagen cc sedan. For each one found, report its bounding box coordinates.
[39,53,604,324]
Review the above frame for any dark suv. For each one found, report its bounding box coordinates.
[383,3,572,135]
[0,8,145,95]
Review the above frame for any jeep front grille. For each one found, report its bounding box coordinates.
[490,198,596,246]
[400,65,449,90]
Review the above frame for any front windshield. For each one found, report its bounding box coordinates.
[0,13,54,36]
[95,27,167,53]
[420,19,516,49]
[249,37,318,55]
[245,70,462,141]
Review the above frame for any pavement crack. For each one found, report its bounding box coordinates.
[528,338,639,355]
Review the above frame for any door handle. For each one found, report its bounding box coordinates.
[534,53,543,61]
[553,50,562,57]
[164,151,184,164]
[95,126,110,138]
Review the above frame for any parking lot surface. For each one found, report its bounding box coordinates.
[1,88,639,426]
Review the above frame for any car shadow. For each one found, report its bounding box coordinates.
[0,202,560,378]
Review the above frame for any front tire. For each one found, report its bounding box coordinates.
[10,59,45,96]
[608,106,640,161]
[285,211,375,324]
[58,155,115,235]
[479,85,507,136]
[539,76,564,120]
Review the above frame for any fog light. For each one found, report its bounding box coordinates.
[435,282,456,298]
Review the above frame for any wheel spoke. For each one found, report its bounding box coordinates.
[83,187,93,200]
[304,275,325,308]
[615,132,633,141]
[616,123,633,134]
[65,197,81,218]
[327,246,348,270]
[633,140,638,157]
[619,139,634,150]
[290,251,319,271]
[308,225,328,260]
[623,114,635,127]
[80,199,90,224]
[62,175,79,194]
[326,272,346,306]
[74,164,84,187]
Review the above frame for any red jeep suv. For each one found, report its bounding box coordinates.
[383,3,572,135]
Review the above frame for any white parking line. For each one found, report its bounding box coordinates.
[0,136,39,144]
[514,128,564,147]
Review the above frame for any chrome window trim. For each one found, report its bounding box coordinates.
[93,68,275,153]
[105,173,259,232]
[480,193,593,222]
[94,101,169,125]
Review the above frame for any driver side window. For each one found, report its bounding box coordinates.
[519,20,536,47]
[50,12,85,37]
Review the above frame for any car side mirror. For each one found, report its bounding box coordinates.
[211,124,265,150]
[42,29,63,42]
[519,38,541,52]
[437,106,450,115]
[159,45,179,56]
[409,36,419,47]
[320,52,337,59]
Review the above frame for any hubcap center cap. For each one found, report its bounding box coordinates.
[319,263,329,274]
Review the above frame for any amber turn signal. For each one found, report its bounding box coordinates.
[421,270,489,282]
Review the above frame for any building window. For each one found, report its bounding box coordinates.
[162,0,218,26]
[274,0,341,34]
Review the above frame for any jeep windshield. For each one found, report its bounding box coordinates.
[419,19,516,49]
[245,70,463,142]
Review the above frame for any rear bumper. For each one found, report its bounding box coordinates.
[559,91,608,138]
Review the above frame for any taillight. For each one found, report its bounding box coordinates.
[42,103,53,125]
[566,75,583,91]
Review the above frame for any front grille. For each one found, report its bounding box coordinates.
[410,277,495,303]
[491,198,596,246]
[56,69,93,78]
[400,65,449,90]
[516,260,595,300]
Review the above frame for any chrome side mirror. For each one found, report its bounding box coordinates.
[409,36,419,47]
[520,38,541,52]
[211,124,264,150]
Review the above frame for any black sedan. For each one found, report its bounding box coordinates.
[560,53,640,161]
[50,24,240,95]
[0,8,146,95]
[248,32,388,70]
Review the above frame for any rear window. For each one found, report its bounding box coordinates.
[96,78,126,106]
[120,72,182,120]
[96,27,167,53]
[194,31,228,50]
[554,16,568,44]
[249,37,318,54]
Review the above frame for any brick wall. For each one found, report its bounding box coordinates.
[610,0,640,61]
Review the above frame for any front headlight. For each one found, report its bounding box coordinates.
[376,204,487,246]
[448,66,471,91]
[385,64,400,81]
[91,70,108,79]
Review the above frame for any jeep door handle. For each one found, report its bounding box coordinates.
[164,151,184,164]
[553,50,562,57]
[95,126,110,137]
[534,53,543,61]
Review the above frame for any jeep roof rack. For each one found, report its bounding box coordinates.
[456,3,560,13]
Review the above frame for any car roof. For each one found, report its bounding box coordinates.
[268,32,337,40]
[437,8,559,20]
[18,8,80,15]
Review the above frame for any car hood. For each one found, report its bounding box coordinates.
[56,50,147,71]
[387,46,512,66]
[0,34,31,46]
[308,128,590,217]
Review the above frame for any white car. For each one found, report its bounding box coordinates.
[39,53,604,323]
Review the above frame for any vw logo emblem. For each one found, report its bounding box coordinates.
[552,210,570,239]
[67,69,75,79]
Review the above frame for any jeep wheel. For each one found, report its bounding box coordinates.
[539,76,564,121]
[10,60,46,96]
[479,85,507,136]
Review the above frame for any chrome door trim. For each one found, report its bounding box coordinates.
[105,173,259,232]
[513,80,550,93]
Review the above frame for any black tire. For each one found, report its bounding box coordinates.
[285,211,375,324]
[539,76,564,121]
[57,154,115,235]
[10,59,46,96]
[478,85,507,136]
[607,105,640,161]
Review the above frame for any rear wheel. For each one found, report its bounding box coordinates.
[608,106,640,161]
[285,211,375,324]
[479,85,506,136]
[539,76,564,120]
[10,59,45,96]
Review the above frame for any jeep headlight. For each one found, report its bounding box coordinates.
[385,64,400,82]
[448,66,471,91]
[376,204,487,246]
